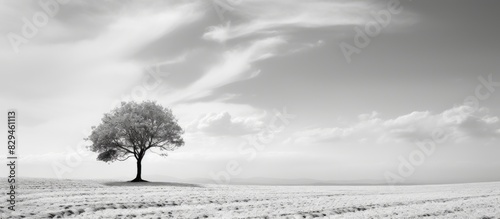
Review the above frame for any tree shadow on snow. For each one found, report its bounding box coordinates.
[102,181,202,187]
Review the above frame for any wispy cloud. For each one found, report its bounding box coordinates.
[187,111,264,136]
[204,0,381,43]
[163,36,287,103]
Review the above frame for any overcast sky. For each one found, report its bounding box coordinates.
[1,0,500,184]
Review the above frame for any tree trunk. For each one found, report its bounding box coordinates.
[131,158,145,182]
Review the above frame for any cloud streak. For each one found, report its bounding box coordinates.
[204,0,377,43]
[188,111,264,136]
[163,36,287,103]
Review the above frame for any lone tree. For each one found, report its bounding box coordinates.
[87,101,184,182]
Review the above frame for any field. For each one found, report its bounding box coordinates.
[1,178,500,218]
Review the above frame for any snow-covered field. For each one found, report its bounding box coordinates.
[2,178,500,218]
